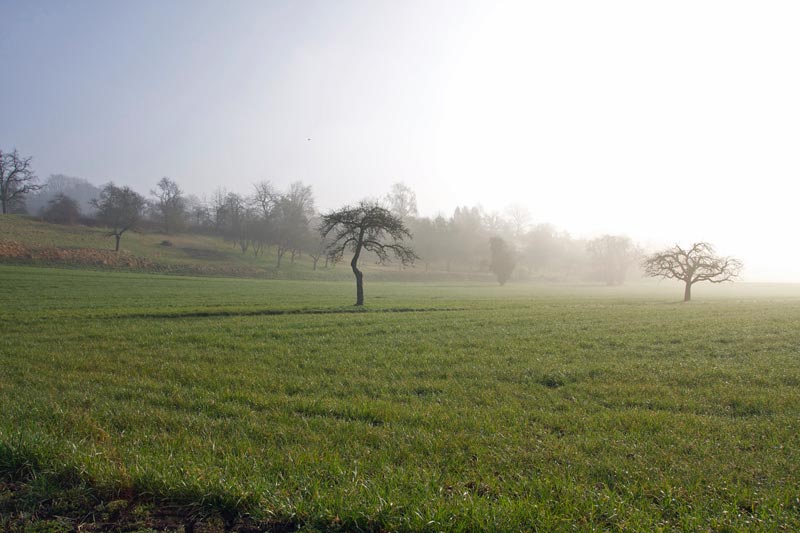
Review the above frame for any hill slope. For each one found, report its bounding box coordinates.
[0,216,483,281]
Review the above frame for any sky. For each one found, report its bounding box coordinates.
[2,1,799,281]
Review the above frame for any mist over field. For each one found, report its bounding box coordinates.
[2,1,799,281]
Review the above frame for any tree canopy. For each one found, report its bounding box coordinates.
[151,177,185,234]
[0,148,40,214]
[92,183,146,252]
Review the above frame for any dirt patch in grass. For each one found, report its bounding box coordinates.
[180,247,229,261]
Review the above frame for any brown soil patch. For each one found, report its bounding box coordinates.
[0,240,154,269]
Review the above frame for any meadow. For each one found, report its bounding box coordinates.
[2,265,800,531]
[0,215,488,282]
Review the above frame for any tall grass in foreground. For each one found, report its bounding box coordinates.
[1,266,800,531]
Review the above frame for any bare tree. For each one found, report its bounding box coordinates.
[320,202,416,306]
[642,242,742,301]
[217,193,251,253]
[272,183,314,267]
[184,194,212,228]
[504,203,531,237]
[92,183,146,252]
[305,216,331,271]
[0,149,40,214]
[211,188,229,232]
[150,177,185,234]
[252,180,278,218]
[385,182,418,219]
[482,210,507,235]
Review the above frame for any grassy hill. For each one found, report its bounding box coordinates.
[0,216,487,281]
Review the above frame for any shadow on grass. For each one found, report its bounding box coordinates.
[0,442,317,532]
[105,306,466,320]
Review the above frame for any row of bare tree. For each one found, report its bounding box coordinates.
[3,147,742,301]
[6,157,641,282]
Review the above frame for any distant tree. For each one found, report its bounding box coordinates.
[504,203,531,237]
[320,202,416,305]
[385,182,418,219]
[450,206,486,271]
[151,177,185,233]
[26,174,101,215]
[210,188,229,232]
[489,237,515,285]
[520,224,558,274]
[587,234,639,286]
[305,218,330,271]
[407,216,442,272]
[0,149,40,214]
[42,194,81,225]
[482,210,508,236]
[184,194,213,229]
[642,242,743,301]
[252,180,278,219]
[272,183,315,267]
[217,193,250,253]
[92,183,146,252]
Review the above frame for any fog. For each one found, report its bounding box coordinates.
[2,1,799,281]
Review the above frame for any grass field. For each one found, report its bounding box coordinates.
[2,265,800,531]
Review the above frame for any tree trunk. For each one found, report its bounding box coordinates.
[312,257,319,270]
[684,281,692,302]
[352,243,364,306]
[114,234,121,252]
[276,248,284,268]
[354,267,364,306]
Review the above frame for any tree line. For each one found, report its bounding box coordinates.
[2,147,742,302]
[5,167,643,283]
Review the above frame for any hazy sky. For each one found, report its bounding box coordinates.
[2,1,799,281]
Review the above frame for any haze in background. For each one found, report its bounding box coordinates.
[2,1,798,281]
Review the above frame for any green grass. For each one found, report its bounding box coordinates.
[0,215,490,282]
[2,265,800,531]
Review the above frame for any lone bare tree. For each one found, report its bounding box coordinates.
[320,202,416,306]
[0,149,40,214]
[642,242,742,301]
[92,183,146,252]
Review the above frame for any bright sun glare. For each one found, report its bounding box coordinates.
[431,1,800,281]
